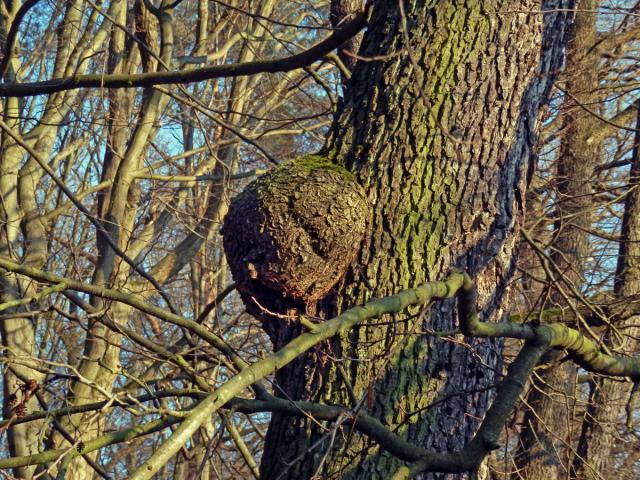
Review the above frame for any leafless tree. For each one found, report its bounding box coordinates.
[0,1,637,480]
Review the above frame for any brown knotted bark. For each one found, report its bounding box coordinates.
[223,156,368,342]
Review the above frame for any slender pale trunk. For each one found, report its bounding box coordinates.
[1,0,127,476]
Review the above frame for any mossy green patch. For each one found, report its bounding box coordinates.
[293,154,356,181]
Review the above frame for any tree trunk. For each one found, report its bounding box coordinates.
[515,2,600,477]
[571,101,640,479]
[259,1,573,479]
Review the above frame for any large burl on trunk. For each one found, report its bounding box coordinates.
[222,155,368,341]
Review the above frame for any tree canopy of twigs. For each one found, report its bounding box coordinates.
[0,1,639,480]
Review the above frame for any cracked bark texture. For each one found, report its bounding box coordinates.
[222,157,368,331]
[258,1,574,479]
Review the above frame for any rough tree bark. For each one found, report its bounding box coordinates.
[257,1,573,479]
[330,0,363,73]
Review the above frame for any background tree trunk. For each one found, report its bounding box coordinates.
[571,101,640,480]
[515,2,600,477]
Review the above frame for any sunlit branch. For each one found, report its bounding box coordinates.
[458,274,640,379]
[0,283,66,313]
[0,118,179,314]
[0,256,248,371]
[128,272,468,480]
[0,0,45,78]
[0,417,181,469]
[0,8,369,97]
[2,271,640,477]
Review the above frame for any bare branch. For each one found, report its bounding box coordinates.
[0,9,369,97]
